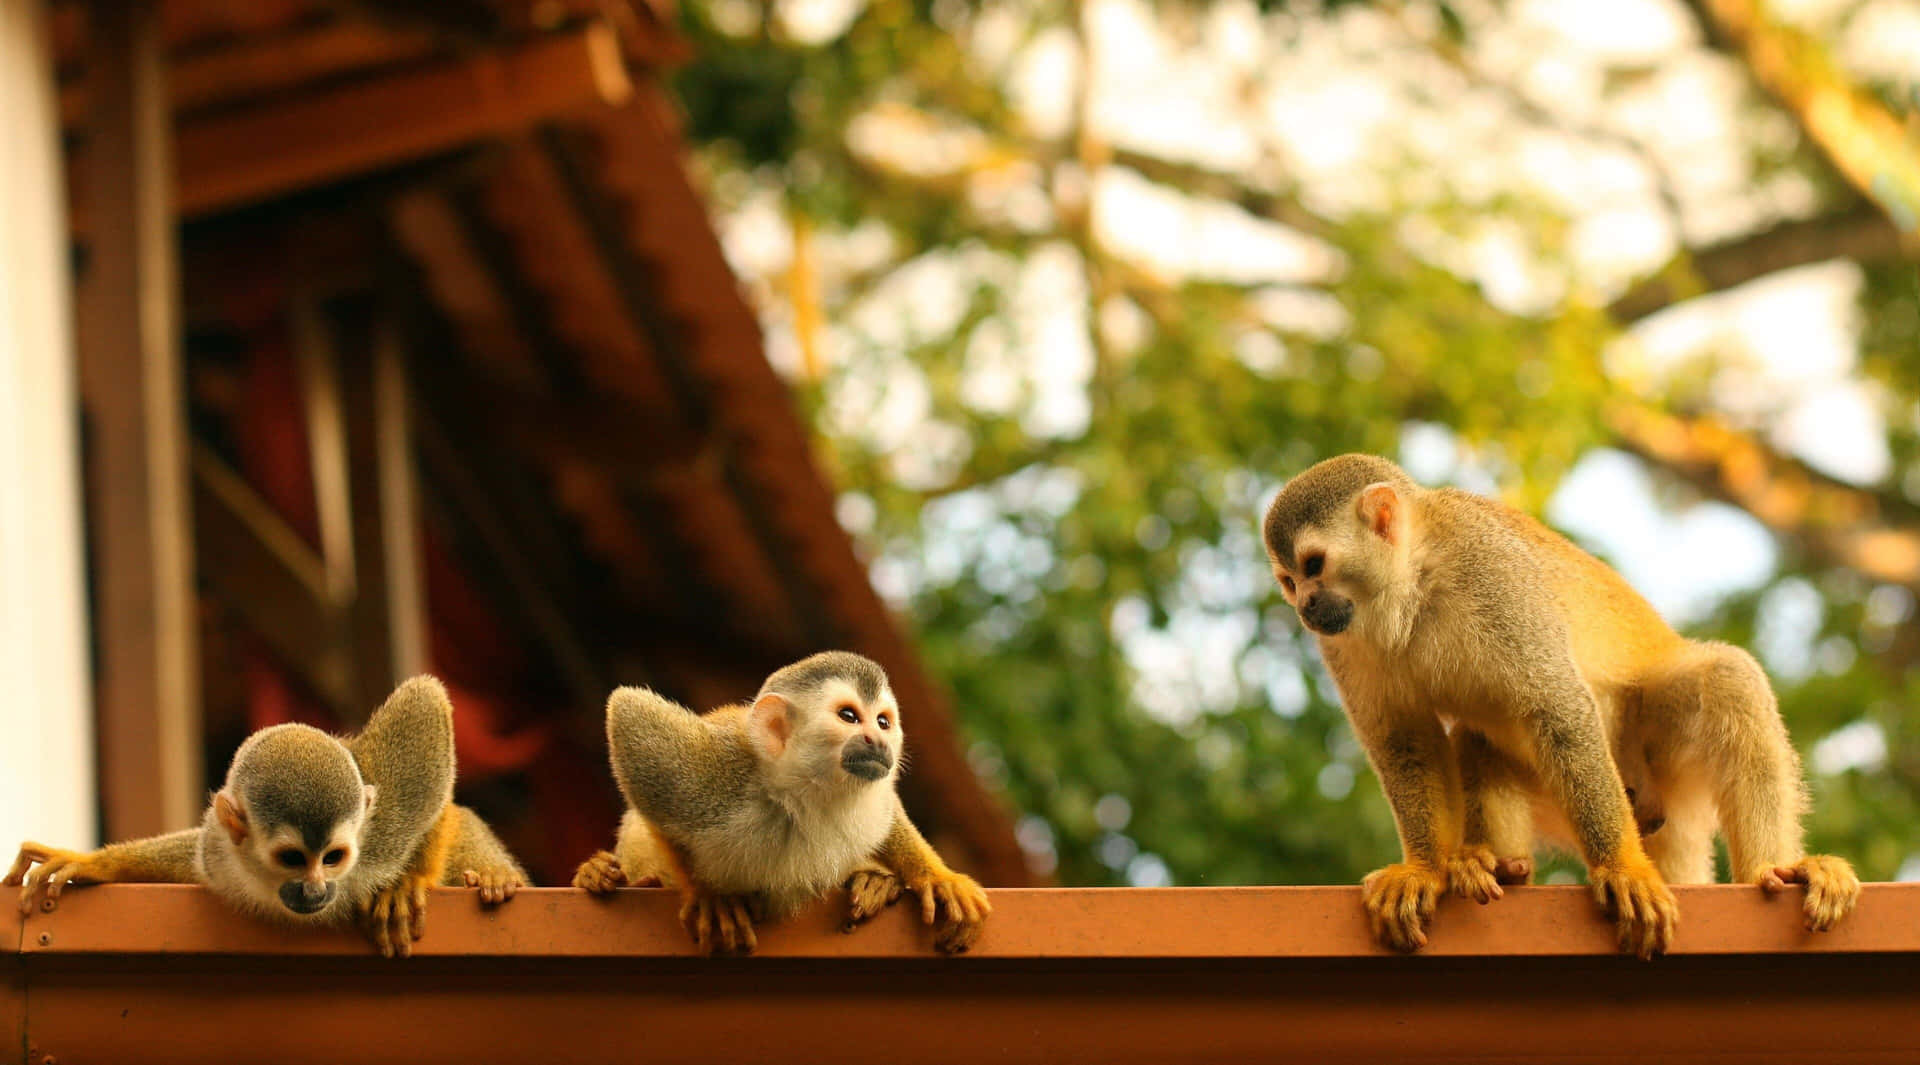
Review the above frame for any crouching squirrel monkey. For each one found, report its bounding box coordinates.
[1263,454,1857,959]
[5,676,529,957]
[573,651,991,955]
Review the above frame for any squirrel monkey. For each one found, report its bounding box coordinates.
[573,651,991,955]
[4,676,529,957]
[1264,454,1857,958]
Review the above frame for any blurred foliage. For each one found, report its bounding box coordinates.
[673,0,1920,888]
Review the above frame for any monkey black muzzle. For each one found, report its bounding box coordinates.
[1300,591,1354,636]
[279,879,336,915]
[841,745,894,782]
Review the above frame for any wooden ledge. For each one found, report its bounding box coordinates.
[5,884,1919,1065]
[6,882,1920,959]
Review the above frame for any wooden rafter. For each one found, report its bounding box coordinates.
[190,444,354,712]
[70,21,633,228]
[61,18,439,127]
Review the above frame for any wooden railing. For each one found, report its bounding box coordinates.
[4,883,1917,1063]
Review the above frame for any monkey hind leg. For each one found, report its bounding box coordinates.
[1452,729,1537,901]
[1648,642,1858,930]
[1639,799,1716,885]
[1647,643,1807,883]
[442,805,528,906]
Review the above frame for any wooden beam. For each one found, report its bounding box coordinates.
[190,445,355,714]
[13,884,1920,1064]
[76,0,201,840]
[61,19,440,128]
[69,22,633,228]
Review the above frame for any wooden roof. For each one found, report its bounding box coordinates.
[53,0,1028,885]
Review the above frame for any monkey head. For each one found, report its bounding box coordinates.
[750,651,904,790]
[1263,454,1419,639]
[209,724,376,919]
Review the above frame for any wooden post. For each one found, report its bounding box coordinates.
[339,308,427,713]
[76,0,201,839]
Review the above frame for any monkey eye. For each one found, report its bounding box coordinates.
[876,713,892,730]
[322,848,347,866]
[1302,554,1324,578]
[275,849,306,870]
[837,705,860,724]
[1279,575,1295,595]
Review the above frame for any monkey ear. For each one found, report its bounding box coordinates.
[213,789,250,846]
[1357,483,1401,544]
[361,785,378,817]
[749,693,795,759]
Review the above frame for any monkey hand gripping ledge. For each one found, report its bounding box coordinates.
[4,883,1918,1064]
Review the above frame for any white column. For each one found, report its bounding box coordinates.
[0,0,98,849]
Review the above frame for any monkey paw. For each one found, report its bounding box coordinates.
[843,868,904,932]
[572,851,626,895]
[680,889,758,955]
[1493,856,1534,886]
[1589,859,1677,960]
[360,874,433,959]
[1445,847,1504,904]
[1360,863,1444,952]
[907,871,992,954]
[462,867,525,906]
[3,842,103,914]
[1760,854,1860,932]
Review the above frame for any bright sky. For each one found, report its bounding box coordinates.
[716,0,1919,872]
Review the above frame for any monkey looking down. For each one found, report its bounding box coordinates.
[1263,454,1857,958]
[574,651,991,955]
[5,676,528,957]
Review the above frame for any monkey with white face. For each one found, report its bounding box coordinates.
[6,677,528,956]
[1263,454,1857,959]
[574,651,991,954]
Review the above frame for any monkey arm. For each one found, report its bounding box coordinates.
[1342,703,1461,952]
[1520,664,1677,958]
[1353,710,1462,871]
[1452,727,1538,893]
[344,676,457,888]
[5,829,204,912]
[867,798,991,953]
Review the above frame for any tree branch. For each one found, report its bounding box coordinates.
[1607,202,1910,321]
[1608,403,1920,591]
[1682,0,1920,234]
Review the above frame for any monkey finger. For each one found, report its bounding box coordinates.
[367,897,394,958]
[411,880,429,938]
[732,902,758,955]
[4,843,49,886]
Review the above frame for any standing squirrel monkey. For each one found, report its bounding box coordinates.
[4,676,529,957]
[1263,454,1857,958]
[573,651,991,955]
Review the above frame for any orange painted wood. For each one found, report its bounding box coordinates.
[0,900,19,1065]
[16,882,1920,959]
[7,885,1920,1064]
